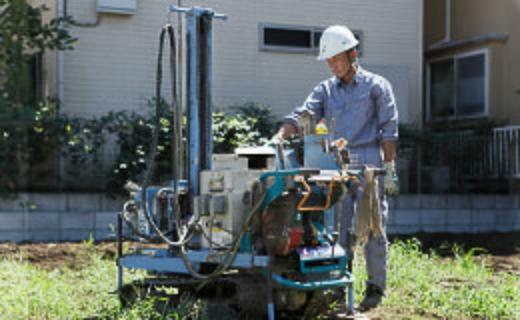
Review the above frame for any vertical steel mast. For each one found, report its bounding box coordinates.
[170,6,226,201]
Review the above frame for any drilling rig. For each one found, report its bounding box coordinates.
[116,5,383,319]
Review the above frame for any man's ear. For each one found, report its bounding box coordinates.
[350,49,357,61]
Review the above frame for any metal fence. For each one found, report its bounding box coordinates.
[400,126,520,194]
[458,126,520,179]
[491,126,520,178]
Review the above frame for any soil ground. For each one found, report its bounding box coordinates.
[1,233,517,274]
[1,232,518,319]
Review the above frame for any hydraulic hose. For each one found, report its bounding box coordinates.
[177,192,266,279]
[140,24,191,247]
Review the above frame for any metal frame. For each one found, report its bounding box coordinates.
[120,249,269,274]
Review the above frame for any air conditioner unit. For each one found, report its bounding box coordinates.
[97,0,137,15]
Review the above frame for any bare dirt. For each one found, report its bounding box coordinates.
[1,232,517,274]
[0,241,113,270]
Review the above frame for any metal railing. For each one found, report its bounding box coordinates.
[463,126,520,178]
[492,126,520,178]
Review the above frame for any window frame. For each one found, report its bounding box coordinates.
[426,48,489,122]
[259,23,362,56]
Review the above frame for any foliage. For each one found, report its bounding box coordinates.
[0,0,76,105]
[108,101,277,192]
[229,102,279,141]
[0,0,76,194]
[0,99,278,195]
[103,98,175,193]
[0,98,108,193]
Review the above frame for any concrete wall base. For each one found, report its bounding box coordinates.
[0,193,519,242]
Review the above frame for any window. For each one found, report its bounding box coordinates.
[428,49,488,120]
[259,24,362,56]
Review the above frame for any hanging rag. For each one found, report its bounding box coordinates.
[355,166,384,245]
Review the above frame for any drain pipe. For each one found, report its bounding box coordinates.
[444,0,451,43]
[57,0,65,108]
[57,0,65,188]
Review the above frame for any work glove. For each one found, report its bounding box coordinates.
[384,161,399,196]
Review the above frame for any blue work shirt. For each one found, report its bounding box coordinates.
[284,67,398,148]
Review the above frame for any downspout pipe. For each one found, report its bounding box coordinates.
[444,0,451,42]
[57,0,65,188]
[57,0,65,109]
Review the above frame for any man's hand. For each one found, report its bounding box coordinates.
[384,161,399,196]
[267,132,284,146]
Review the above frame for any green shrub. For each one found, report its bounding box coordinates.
[0,100,278,195]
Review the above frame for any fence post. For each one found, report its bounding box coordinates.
[417,144,422,194]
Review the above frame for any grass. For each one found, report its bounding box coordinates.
[0,239,518,319]
[354,239,520,319]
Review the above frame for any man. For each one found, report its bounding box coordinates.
[274,25,399,310]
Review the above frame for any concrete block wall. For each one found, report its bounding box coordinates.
[386,195,520,234]
[0,193,123,242]
[0,193,519,242]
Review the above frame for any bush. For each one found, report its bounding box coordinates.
[108,101,277,193]
[0,100,278,195]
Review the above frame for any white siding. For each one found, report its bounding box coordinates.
[62,0,422,124]
[64,0,171,117]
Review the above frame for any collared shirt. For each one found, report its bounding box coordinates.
[284,67,398,148]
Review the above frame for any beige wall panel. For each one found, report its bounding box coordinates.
[503,1,520,124]
[182,0,422,123]
[59,0,422,126]
[451,0,520,125]
[452,0,504,40]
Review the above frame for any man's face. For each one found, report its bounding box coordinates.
[326,51,351,80]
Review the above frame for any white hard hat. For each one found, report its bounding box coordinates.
[317,25,359,61]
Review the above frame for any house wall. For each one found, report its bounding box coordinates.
[55,0,422,125]
[424,0,520,125]
[62,0,169,117]
[451,0,520,125]
[181,0,423,124]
